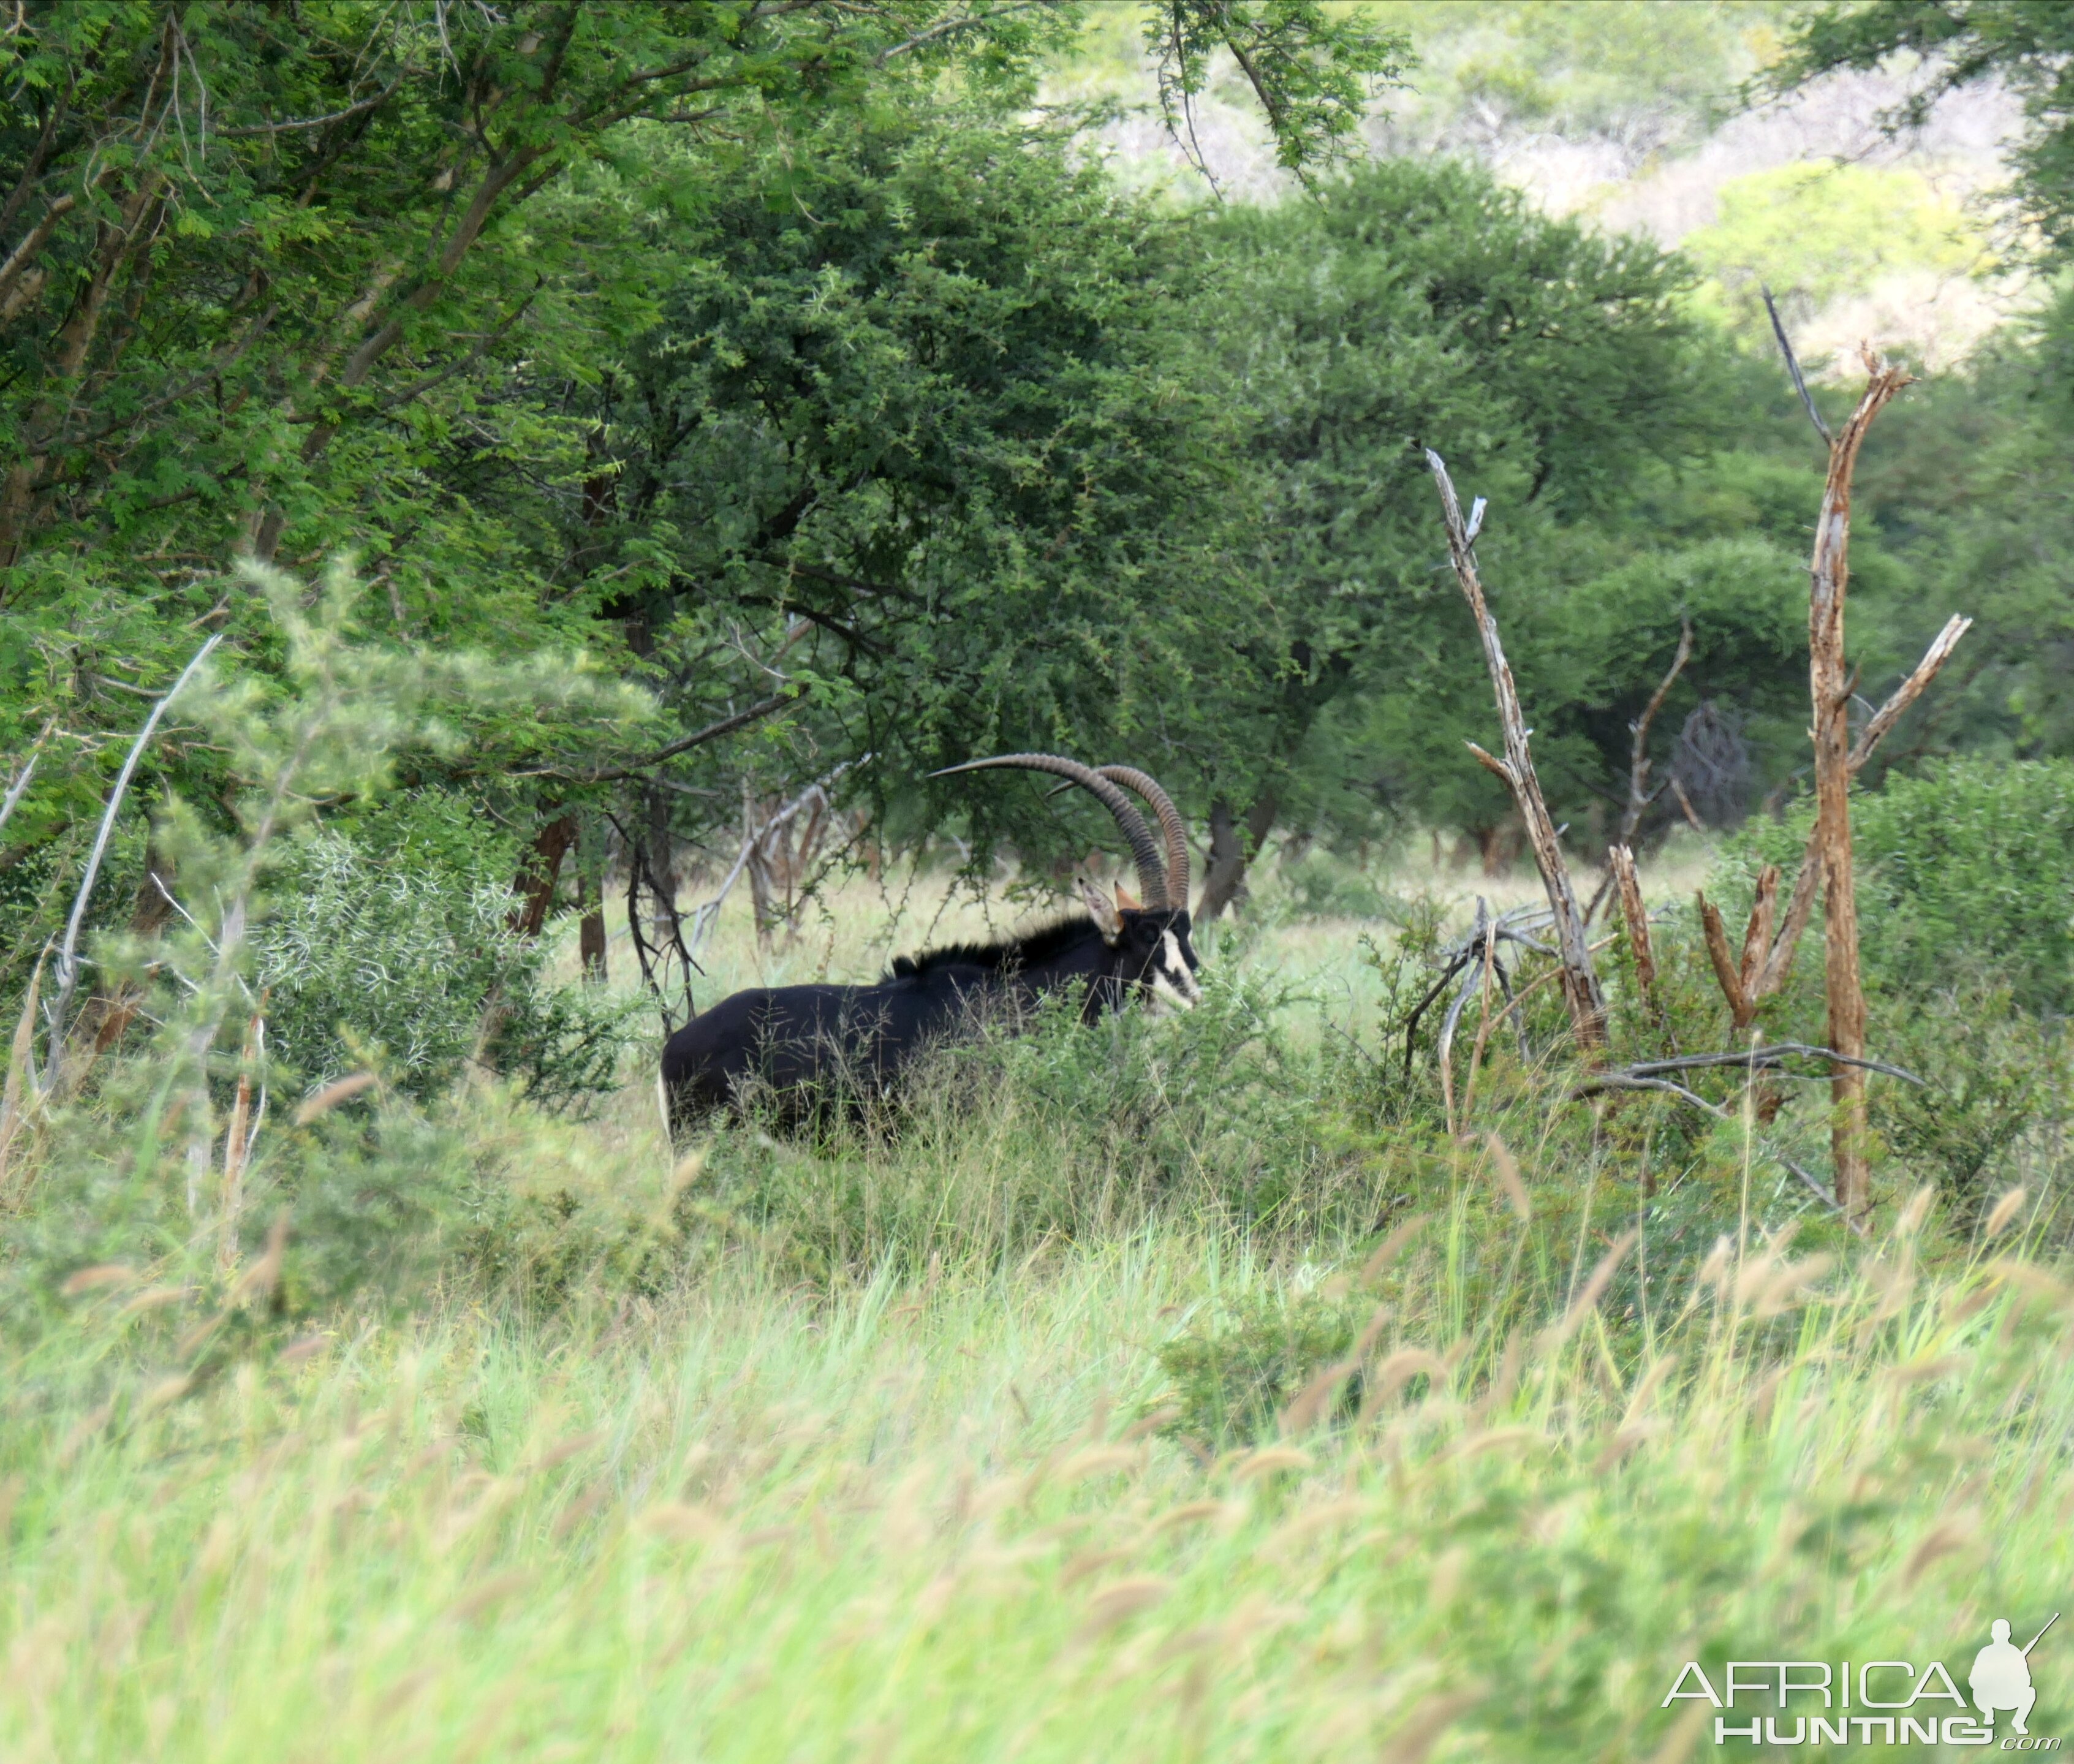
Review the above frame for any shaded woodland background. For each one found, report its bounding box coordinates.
[6,0,2074,966]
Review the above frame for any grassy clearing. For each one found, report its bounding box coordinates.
[4,846,2070,1761]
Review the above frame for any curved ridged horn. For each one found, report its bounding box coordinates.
[1097,767,1190,910]
[929,753,1168,907]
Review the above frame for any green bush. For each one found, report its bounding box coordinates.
[252,792,637,1108]
[1736,758,2074,1012]
[1871,980,2067,1222]
[1152,1288,1366,1448]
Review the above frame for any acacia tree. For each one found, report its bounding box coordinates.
[542,108,1271,894]
[1190,159,1706,910]
[0,1,1401,959]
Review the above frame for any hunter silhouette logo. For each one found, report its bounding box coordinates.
[1973,1614,2057,1739]
[1663,1611,2061,1748]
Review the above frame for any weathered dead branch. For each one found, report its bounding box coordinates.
[1608,844,1673,1047]
[1427,451,1606,1051]
[1799,347,1910,1216]
[1695,863,1777,1032]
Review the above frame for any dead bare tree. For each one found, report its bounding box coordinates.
[1744,313,1980,1218]
[1735,338,1911,1217]
[1428,451,1606,1051]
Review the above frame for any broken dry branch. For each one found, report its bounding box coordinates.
[1609,845,1673,1047]
[1737,865,1778,1002]
[1428,452,1605,1051]
[1695,865,1779,1032]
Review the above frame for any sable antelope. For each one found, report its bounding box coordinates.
[660,755,1200,1126]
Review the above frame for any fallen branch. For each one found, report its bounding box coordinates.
[1402,901,1549,1075]
[1428,451,1605,1050]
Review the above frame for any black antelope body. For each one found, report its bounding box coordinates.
[660,755,1202,1126]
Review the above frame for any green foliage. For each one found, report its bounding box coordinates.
[1739,758,2074,1011]
[0,0,1427,909]
[1872,980,2066,1221]
[255,795,521,1096]
[1778,0,2074,256]
[253,792,638,1107]
[1143,1,1411,181]
[589,106,1265,865]
[1152,1287,1364,1446]
[1199,154,1715,842]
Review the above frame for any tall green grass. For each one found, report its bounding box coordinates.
[5,1168,2070,1762]
[3,592,2068,1760]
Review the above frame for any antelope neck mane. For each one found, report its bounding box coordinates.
[886,915,1107,980]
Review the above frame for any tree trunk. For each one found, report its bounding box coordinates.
[578,904,607,981]
[1806,354,1910,1221]
[512,813,577,938]
[1197,792,1277,922]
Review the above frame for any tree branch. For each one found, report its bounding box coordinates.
[1430,450,1606,1050]
[1763,285,1831,445]
[1754,609,1971,1002]
[535,686,806,784]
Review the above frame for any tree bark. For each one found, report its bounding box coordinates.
[1197,792,1277,921]
[512,813,577,939]
[1609,844,1673,1048]
[1806,351,1911,1220]
[1751,611,1971,1003]
[578,904,608,981]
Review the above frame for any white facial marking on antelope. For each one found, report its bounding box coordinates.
[1148,928,1200,1013]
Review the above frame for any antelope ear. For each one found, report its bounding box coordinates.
[1113,884,1141,911]
[1078,877,1123,944]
